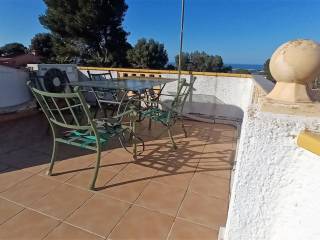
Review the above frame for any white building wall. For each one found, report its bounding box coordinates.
[225,105,320,240]
[0,65,31,108]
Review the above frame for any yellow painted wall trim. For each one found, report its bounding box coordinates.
[78,66,252,78]
[297,131,320,156]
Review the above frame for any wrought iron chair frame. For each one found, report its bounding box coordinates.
[141,78,195,149]
[28,81,142,190]
[87,70,122,118]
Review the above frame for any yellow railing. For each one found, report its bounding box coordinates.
[78,66,252,78]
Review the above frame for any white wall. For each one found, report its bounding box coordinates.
[78,69,254,122]
[225,105,320,240]
[0,65,31,108]
[160,74,253,121]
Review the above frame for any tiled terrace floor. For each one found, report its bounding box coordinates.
[0,113,236,240]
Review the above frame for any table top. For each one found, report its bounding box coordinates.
[70,78,177,92]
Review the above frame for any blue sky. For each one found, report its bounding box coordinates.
[0,0,320,64]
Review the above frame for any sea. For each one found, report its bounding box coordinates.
[227,63,263,72]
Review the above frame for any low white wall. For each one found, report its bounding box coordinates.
[225,105,320,240]
[0,65,31,109]
[78,69,254,122]
[160,74,253,121]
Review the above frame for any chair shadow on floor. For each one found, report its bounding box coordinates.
[0,113,236,192]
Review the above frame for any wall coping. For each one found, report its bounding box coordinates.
[78,66,252,78]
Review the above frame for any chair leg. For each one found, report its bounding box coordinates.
[89,148,101,190]
[93,106,99,119]
[47,140,57,176]
[132,121,137,160]
[103,107,108,118]
[181,118,187,137]
[168,127,177,150]
[148,118,152,130]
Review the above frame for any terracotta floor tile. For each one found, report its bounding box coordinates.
[44,223,103,240]
[30,184,93,220]
[165,155,200,172]
[66,194,130,237]
[136,181,186,216]
[189,173,230,199]
[39,154,95,182]
[55,144,94,161]
[0,148,50,174]
[152,170,194,190]
[203,143,234,152]
[1,175,60,206]
[174,140,206,152]
[100,172,150,202]
[197,155,233,174]
[99,150,133,173]
[0,198,24,225]
[168,218,218,240]
[178,192,228,230]
[137,151,172,170]
[120,163,158,178]
[1,116,235,239]
[198,168,232,180]
[109,206,174,240]
[0,209,59,240]
[67,167,118,189]
[0,168,33,192]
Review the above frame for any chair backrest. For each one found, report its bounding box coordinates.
[28,81,95,131]
[87,70,113,81]
[170,77,196,114]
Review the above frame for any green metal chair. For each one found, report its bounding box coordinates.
[27,82,143,190]
[141,78,195,149]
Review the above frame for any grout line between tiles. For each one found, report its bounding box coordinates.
[40,221,64,240]
[0,204,25,227]
[0,170,39,194]
[165,135,208,240]
[175,215,221,231]
[1,121,234,239]
[0,195,107,239]
[105,152,169,239]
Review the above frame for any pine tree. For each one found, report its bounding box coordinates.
[127,38,168,69]
[40,0,130,66]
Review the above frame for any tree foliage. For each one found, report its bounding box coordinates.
[166,64,176,70]
[30,33,56,63]
[39,0,130,66]
[0,42,27,57]
[175,51,228,72]
[263,58,276,82]
[127,38,168,69]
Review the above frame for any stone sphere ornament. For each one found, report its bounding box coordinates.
[266,39,320,103]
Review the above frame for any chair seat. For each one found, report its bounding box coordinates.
[142,108,173,125]
[60,122,125,150]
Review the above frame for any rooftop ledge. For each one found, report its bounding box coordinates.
[78,66,252,78]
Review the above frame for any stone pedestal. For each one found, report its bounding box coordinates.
[266,39,320,104]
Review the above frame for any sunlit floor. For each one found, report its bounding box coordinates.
[0,113,236,240]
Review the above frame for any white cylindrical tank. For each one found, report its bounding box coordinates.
[0,65,31,109]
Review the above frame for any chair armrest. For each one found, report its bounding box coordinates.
[159,93,176,97]
[112,108,137,119]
